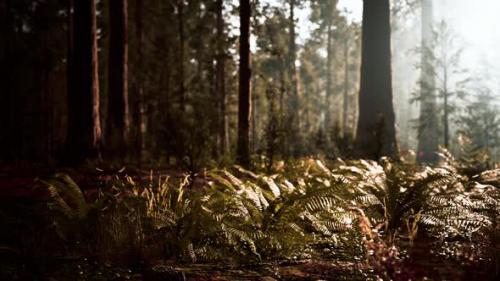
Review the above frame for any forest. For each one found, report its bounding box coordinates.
[0,0,499,280]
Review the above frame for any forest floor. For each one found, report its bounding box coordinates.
[0,163,498,281]
[0,248,495,280]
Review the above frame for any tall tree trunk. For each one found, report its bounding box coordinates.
[325,19,333,132]
[215,0,228,156]
[251,77,258,153]
[41,66,52,162]
[342,36,349,137]
[287,0,301,156]
[135,0,146,161]
[107,0,129,157]
[237,0,251,167]
[177,0,186,111]
[355,0,398,159]
[0,0,11,160]
[279,67,286,157]
[417,0,439,163]
[65,0,102,164]
[443,70,449,148]
[67,0,74,128]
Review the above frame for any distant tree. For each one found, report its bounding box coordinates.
[107,0,130,157]
[253,6,289,159]
[391,0,421,153]
[129,0,236,167]
[414,20,469,157]
[177,0,186,112]
[324,2,337,135]
[392,0,420,18]
[181,0,224,168]
[237,0,252,167]
[433,21,468,149]
[254,1,303,159]
[340,20,360,139]
[298,39,323,153]
[416,0,439,164]
[342,26,350,137]
[285,0,302,157]
[457,88,500,161]
[309,0,340,133]
[65,0,102,164]
[355,0,398,159]
[133,0,176,159]
[215,0,229,157]
[264,83,280,171]
[134,0,146,161]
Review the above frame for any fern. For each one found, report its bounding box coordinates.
[40,173,89,220]
[38,158,500,266]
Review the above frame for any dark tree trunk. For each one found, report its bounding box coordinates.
[41,66,52,162]
[325,20,333,133]
[107,0,129,157]
[237,0,251,167]
[343,37,349,137]
[177,0,186,111]
[67,0,74,132]
[0,0,11,160]
[287,0,301,156]
[215,0,228,156]
[279,68,286,156]
[251,77,258,153]
[135,0,146,162]
[65,0,102,164]
[443,72,449,148]
[417,0,439,163]
[355,0,398,159]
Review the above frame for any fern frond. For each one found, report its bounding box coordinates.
[40,173,89,219]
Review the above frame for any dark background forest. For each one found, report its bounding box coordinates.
[1,0,498,169]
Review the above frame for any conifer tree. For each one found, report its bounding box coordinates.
[355,0,398,159]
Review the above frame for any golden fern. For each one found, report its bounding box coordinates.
[38,159,500,264]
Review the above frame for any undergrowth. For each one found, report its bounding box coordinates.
[34,154,500,278]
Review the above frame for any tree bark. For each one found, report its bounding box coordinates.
[417,0,439,163]
[237,0,251,167]
[107,0,129,157]
[67,0,74,128]
[342,36,349,137]
[65,0,102,164]
[287,0,301,156]
[443,70,449,148]
[177,0,186,112]
[0,0,11,160]
[215,0,228,156]
[355,0,398,159]
[135,0,146,161]
[325,19,333,133]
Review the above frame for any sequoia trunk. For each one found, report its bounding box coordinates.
[355,0,398,159]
